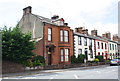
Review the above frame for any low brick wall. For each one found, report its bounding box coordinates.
[2,61,109,74]
[43,62,107,70]
[2,61,25,74]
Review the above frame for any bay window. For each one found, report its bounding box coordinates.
[65,49,69,61]
[64,31,69,42]
[60,49,64,62]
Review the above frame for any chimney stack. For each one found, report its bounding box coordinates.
[75,27,88,35]
[23,6,32,15]
[112,34,118,41]
[75,27,84,34]
[91,29,97,36]
[83,29,88,35]
[102,34,106,38]
[51,15,59,20]
[102,32,111,39]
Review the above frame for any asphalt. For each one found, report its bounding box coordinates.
[2,64,109,78]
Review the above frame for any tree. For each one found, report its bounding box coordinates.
[1,25,35,64]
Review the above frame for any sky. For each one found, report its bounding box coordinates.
[0,0,119,37]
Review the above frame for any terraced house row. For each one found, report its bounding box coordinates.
[19,6,120,65]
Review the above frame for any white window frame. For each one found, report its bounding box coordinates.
[78,37,82,45]
[84,38,87,46]
[60,30,63,42]
[78,49,82,55]
[65,49,69,61]
[64,31,69,42]
[60,49,64,62]
[48,28,52,41]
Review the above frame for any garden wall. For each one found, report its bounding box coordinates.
[2,61,25,74]
[2,61,108,74]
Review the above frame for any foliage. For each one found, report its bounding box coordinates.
[32,55,45,66]
[71,55,78,64]
[77,54,85,63]
[95,55,104,62]
[93,58,99,63]
[1,25,35,64]
[23,59,33,67]
[105,59,111,63]
[71,54,85,64]
[22,55,45,67]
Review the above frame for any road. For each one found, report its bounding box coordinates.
[2,65,119,79]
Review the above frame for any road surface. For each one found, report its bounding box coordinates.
[2,65,119,79]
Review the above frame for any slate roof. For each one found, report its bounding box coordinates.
[74,32,120,44]
[32,14,69,27]
[32,14,53,24]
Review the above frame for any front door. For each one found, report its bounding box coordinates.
[48,54,52,65]
[85,48,88,60]
[48,48,52,65]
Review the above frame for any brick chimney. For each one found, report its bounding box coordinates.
[75,27,84,34]
[112,34,118,41]
[91,29,97,36]
[102,34,106,38]
[23,6,32,15]
[102,32,111,39]
[75,27,88,35]
[83,29,88,35]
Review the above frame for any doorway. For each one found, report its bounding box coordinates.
[85,48,88,60]
[48,48,52,65]
[48,54,52,65]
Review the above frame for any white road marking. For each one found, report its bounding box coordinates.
[48,77,54,81]
[74,74,79,79]
[96,71,101,73]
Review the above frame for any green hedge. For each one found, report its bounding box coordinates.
[71,54,85,64]
[95,55,104,62]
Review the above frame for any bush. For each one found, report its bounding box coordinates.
[32,55,45,66]
[105,59,110,63]
[22,55,45,67]
[71,54,85,64]
[71,55,78,64]
[77,54,85,63]
[95,55,104,62]
[23,59,33,67]
[93,58,99,63]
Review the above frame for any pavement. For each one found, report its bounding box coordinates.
[2,64,109,78]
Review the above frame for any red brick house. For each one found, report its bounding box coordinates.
[19,6,73,65]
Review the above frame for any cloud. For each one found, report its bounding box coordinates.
[0,0,118,36]
[85,22,118,37]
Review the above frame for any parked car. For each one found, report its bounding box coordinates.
[110,59,120,66]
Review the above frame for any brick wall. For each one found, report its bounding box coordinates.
[32,39,44,56]
[2,61,107,74]
[43,23,73,65]
[2,61,25,74]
